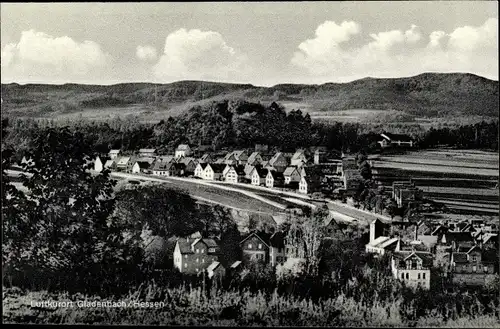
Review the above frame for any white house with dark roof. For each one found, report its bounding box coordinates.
[194,163,208,178]
[94,156,108,172]
[391,251,432,289]
[378,133,414,148]
[250,167,268,186]
[224,165,246,183]
[202,163,226,180]
[175,144,191,158]
[283,166,301,185]
[116,156,132,171]
[173,237,219,274]
[207,261,225,280]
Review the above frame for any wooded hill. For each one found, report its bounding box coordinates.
[1,72,498,119]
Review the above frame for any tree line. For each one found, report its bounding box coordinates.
[2,101,498,163]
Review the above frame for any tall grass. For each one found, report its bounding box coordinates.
[3,284,499,326]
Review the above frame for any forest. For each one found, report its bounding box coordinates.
[2,100,498,163]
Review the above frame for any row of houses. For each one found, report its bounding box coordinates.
[365,217,499,289]
[95,144,355,195]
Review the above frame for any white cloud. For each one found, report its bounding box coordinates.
[153,28,248,82]
[136,45,157,61]
[1,29,112,83]
[291,18,498,81]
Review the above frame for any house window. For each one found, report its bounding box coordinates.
[472,256,477,262]
[472,265,477,273]
[209,248,215,253]
[184,255,187,259]
[401,273,404,279]
[258,244,262,249]
[423,273,426,279]
[418,273,421,280]
[484,266,488,273]
[201,249,204,253]
[196,258,199,263]
[248,244,252,249]
[196,249,199,253]
[202,258,205,263]
[406,273,409,280]
[184,264,187,268]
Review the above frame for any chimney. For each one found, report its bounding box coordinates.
[414,222,419,241]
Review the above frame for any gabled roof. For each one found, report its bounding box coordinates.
[247,152,262,163]
[228,165,246,175]
[232,150,247,160]
[381,133,413,143]
[230,260,242,269]
[443,232,474,244]
[466,245,481,254]
[196,163,208,170]
[135,161,152,169]
[207,261,222,272]
[268,171,284,180]
[176,238,218,254]
[269,231,285,249]
[367,236,390,247]
[291,150,307,160]
[116,157,131,165]
[269,152,286,165]
[240,231,271,248]
[180,157,197,165]
[104,160,115,167]
[139,148,156,153]
[283,166,299,176]
[109,149,121,154]
[481,233,498,244]
[200,153,211,161]
[207,163,226,173]
[137,157,155,164]
[393,251,433,267]
[176,144,190,151]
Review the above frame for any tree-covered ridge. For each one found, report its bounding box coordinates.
[2,100,498,163]
[1,72,498,118]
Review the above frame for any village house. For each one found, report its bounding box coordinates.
[450,245,497,286]
[152,156,175,176]
[179,157,198,176]
[94,156,109,172]
[131,158,155,174]
[224,165,246,183]
[265,170,285,188]
[207,261,226,280]
[378,133,415,148]
[240,231,286,266]
[247,152,263,166]
[391,251,433,289]
[267,152,288,172]
[138,148,157,158]
[224,150,249,165]
[175,144,192,159]
[440,231,475,251]
[173,237,220,275]
[116,156,132,172]
[202,163,226,180]
[104,159,117,171]
[251,167,268,186]
[365,218,398,256]
[299,173,322,194]
[290,150,308,167]
[283,166,301,185]
[194,163,208,178]
[108,149,120,159]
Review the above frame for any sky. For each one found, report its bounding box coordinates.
[1,2,498,86]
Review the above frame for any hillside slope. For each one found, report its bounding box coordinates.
[1,73,498,119]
